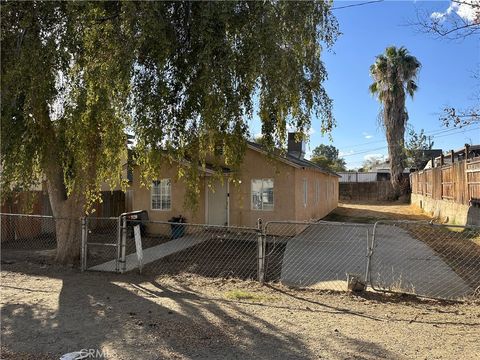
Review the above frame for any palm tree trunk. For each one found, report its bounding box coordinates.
[384,97,406,199]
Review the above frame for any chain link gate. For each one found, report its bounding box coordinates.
[82,214,263,280]
[370,220,480,301]
[262,221,372,291]
[81,216,121,272]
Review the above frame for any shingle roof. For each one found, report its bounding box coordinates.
[247,141,340,177]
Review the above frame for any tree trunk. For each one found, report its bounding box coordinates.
[384,98,406,199]
[46,163,86,264]
[52,200,84,264]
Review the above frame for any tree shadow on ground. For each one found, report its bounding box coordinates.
[1,263,321,359]
[264,284,479,328]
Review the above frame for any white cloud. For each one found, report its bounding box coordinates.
[339,150,355,157]
[431,3,456,20]
[431,1,479,23]
[363,153,386,161]
[457,1,479,22]
[286,124,316,135]
[362,132,373,139]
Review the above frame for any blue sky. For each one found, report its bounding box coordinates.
[251,0,479,169]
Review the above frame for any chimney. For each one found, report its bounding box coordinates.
[287,132,305,159]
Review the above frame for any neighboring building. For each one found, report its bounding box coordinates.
[408,149,443,171]
[423,145,480,169]
[338,169,410,183]
[129,133,340,228]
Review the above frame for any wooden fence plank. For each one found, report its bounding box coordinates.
[412,157,480,205]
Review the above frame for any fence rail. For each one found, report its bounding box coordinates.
[2,213,479,301]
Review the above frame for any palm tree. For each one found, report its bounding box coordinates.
[369,46,421,198]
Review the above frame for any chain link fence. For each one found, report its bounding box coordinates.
[1,213,58,262]
[370,221,480,301]
[114,220,260,280]
[263,221,371,292]
[2,212,479,301]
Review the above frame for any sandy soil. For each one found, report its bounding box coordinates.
[1,261,479,360]
[324,201,433,223]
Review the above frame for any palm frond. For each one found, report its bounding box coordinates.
[406,80,418,98]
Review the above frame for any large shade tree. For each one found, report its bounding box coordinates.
[1,1,339,263]
[369,46,421,197]
[310,144,346,172]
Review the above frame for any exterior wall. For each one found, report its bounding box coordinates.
[294,167,338,222]
[411,193,480,226]
[228,149,296,227]
[130,148,339,229]
[130,165,206,226]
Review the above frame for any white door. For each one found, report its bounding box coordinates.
[207,180,228,226]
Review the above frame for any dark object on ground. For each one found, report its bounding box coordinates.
[169,215,187,239]
[347,273,366,292]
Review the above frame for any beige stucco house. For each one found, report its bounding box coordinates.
[129,134,339,228]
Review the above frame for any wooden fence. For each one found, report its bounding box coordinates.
[410,157,480,205]
[1,190,126,217]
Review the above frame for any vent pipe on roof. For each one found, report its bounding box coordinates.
[287,132,306,159]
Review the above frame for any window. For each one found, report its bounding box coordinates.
[315,180,320,204]
[251,179,274,210]
[303,179,308,207]
[151,179,171,210]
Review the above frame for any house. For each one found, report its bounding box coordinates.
[423,144,480,169]
[129,133,339,228]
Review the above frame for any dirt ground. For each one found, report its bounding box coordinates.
[1,261,479,360]
[324,201,432,223]
[2,202,479,359]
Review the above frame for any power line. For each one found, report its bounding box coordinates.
[331,0,384,11]
[340,126,480,158]
[338,123,478,152]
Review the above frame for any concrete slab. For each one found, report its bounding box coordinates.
[89,233,207,272]
[280,224,368,291]
[280,223,472,298]
[371,225,472,299]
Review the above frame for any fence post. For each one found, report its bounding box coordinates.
[120,216,127,273]
[81,217,87,272]
[365,224,376,286]
[115,215,121,273]
[257,218,265,285]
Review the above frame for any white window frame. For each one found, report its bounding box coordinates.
[151,179,172,211]
[251,178,274,211]
[315,180,320,204]
[303,178,308,208]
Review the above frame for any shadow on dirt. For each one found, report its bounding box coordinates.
[0,261,409,359]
